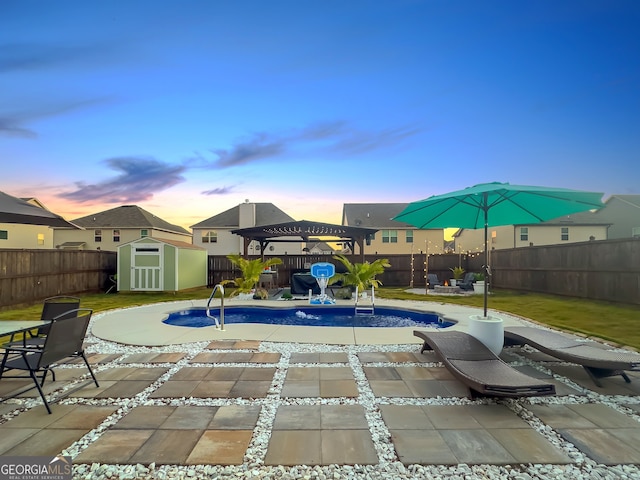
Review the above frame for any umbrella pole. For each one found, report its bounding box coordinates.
[483,202,489,318]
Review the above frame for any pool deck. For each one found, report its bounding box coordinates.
[90,297,526,346]
[2,296,640,479]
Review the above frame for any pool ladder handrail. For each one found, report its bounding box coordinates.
[206,284,225,330]
[354,286,375,315]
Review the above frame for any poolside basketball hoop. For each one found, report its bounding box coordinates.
[309,262,336,305]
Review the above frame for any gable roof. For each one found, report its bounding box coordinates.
[519,210,610,226]
[342,203,417,228]
[453,210,610,235]
[306,241,334,252]
[603,195,640,209]
[120,236,204,250]
[0,191,77,228]
[69,205,190,235]
[191,202,294,229]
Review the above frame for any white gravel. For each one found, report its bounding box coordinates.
[5,308,639,480]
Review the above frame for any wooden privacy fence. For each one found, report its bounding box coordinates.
[1,238,638,309]
[209,239,640,305]
[490,238,640,305]
[0,249,116,309]
[207,252,485,292]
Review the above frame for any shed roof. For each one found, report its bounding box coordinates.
[120,237,204,250]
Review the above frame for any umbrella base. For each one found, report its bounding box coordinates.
[468,314,504,355]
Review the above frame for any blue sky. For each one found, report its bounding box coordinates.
[1,1,639,230]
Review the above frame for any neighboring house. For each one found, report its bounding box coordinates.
[595,195,640,239]
[53,205,191,251]
[0,191,77,249]
[341,203,445,255]
[305,241,334,255]
[453,210,610,252]
[191,201,302,255]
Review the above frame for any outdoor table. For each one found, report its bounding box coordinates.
[0,320,50,345]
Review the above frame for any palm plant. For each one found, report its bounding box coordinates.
[221,254,282,295]
[329,254,391,292]
[450,266,465,280]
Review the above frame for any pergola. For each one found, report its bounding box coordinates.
[231,220,378,260]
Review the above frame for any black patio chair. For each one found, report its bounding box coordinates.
[0,308,99,414]
[4,296,81,349]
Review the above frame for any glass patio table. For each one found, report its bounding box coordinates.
[0,320,50,344]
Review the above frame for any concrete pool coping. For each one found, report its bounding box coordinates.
[90,297,527,346]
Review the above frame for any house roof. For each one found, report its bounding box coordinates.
[190,203,294,229]
[519,210,611,226]
[603,195,640,209]
[58,241,86,247]
[69,205,190,235]
[342,203,415,228]
[452,210,611,236]
[306,241,334,251]
[0,191,77,228]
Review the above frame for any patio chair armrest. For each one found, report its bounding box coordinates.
[1,346,34,354]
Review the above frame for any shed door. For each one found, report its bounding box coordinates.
[131,245,163,291]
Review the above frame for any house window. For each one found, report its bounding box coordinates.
[37,233,45,245]
[382,230,398,243]
[520,227,528,241]
[94,230,102,243]
[113,230,120,242]
[632,227,640,238]
[405,230,413,243]
[140,229,149,238]
[561,227,569,241]
[0,230,7,240]
[202,231,217,243]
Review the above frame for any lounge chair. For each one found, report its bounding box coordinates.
[427,274,441,289]
[457,272,476,291]
[414,330,555,398]
[0,308,99,413]
[504,326,640,387]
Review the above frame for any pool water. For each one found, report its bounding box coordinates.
[162,306,454,329]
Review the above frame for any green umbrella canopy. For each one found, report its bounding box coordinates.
[393,182,605,230]
[393,182,605,317]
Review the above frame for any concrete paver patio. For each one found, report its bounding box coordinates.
[1,299,640,479]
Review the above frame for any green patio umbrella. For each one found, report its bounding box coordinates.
[393,182,605,317]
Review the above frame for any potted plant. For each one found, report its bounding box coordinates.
[329,254,391,297]
[449,267,465,287]
[473,272,486,295]
[221,254,282,298]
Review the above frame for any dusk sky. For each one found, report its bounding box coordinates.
[2,1,638,230]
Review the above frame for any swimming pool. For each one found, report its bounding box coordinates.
[163,306,455,329]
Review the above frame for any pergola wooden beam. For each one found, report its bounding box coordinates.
[231,220,377,260]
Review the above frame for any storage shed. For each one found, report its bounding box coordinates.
[116,237,207,292]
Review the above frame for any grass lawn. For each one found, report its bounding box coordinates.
[1,287,639,351]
